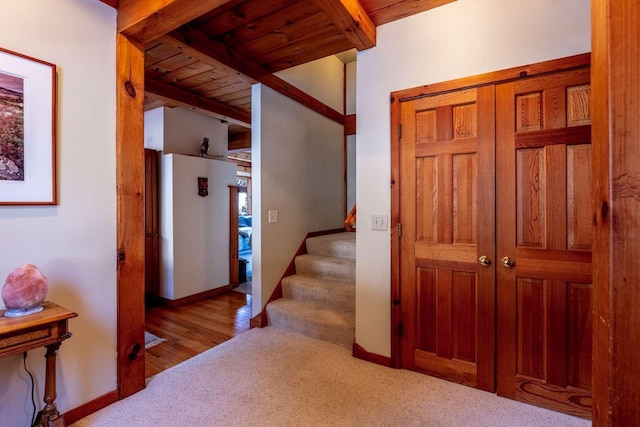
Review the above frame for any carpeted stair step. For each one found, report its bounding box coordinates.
[266,298,354,347]
[282,274,355,312]
[295,254,355,283]
[305,232,356,259]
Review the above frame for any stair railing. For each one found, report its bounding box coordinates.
[344,204,356,232]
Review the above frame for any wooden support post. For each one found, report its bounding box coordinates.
[116,32,146,399]
[592,0,640,424]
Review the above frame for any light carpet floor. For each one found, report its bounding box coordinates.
[72,327,590,427]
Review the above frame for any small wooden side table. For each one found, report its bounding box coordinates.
[0,301,77,427]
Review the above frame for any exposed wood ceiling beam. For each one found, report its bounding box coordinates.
[312,0,376,50]
[99,0,117,8]
[145,79,251,125]
[365,0,457,26]
[169,28,345,125]
[117,0,233,44]
[157,35,257,87]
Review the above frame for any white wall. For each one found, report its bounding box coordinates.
[144,106,228,157]
[251,84,344,315]
[356,0,591,356]
[159,154,237,300]
[275,55,345,113]
[0,2,116,426]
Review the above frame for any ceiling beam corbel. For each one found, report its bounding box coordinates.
[117,0,233,44]
[312,0,376,50]
[168,28,345,125]
[145,79,251,126]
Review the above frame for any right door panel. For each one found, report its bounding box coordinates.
[495,67,592,418]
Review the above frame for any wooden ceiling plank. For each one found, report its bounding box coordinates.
[217,90,252,103]
[229,98,251,107]
[234,13,331,55]
[145,43,182,68]
[118,0,235,44]
[195,0,298,38]
[145,78,251,125]
[201,80,251,99]
[158,35,257,86]
[218,1,319,48]
[261,32,352,71]
[174,69,240,89]
[149,55,199,76]
[189,0,245,27]
[362,0,456,26]
[157,62,214,84]
[169,27,345,124]
[312,0,376,50]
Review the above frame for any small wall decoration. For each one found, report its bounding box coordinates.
[198,177,208,197]
[0,47,57,205]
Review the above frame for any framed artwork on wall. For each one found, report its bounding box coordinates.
[0,47,57,205]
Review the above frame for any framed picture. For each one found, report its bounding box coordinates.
[0,47,56,205]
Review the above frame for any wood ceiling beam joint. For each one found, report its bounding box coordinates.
[117,0,234,44]
[168,27,345,125]
[312,0,376,50]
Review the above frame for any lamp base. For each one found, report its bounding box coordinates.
[3,305,44,318]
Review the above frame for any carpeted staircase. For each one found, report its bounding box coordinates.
[266,232,355,347]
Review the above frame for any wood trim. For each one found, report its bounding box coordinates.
[592,0,640,424]
[229,186,239,286]
[392,53,591,101]
[352,342,392,367]
[145,79,251,126]
[99,0,117,8]
[344,114,356,136]
[312,0,376,50]
[389,93,401,369]
[157,285,234,308]
[344,204,356,232]
[367,0,456,26]
[260,228,347,326]
[168,29,345,125]
[116,33,146,400]
[117,0,233,44]
[343,63,348,218]
[250,313,264,329]
[515,125,591,148]
[63,390,118,425]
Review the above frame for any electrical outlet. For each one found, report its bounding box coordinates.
[268,210,279,223]
[372,214,388,231]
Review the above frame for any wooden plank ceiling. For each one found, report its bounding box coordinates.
[134,0,456,142]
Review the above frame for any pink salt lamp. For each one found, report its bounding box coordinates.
[2,264,48,317]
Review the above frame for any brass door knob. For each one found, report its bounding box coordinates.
[501,257,515,268]
[478,256,492,267]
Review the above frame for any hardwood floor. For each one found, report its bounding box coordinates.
[145,290,252,378]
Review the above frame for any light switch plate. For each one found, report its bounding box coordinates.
[372,214,388,231]
[268,210,279,223]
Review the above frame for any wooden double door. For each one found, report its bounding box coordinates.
[394,56,592,418]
